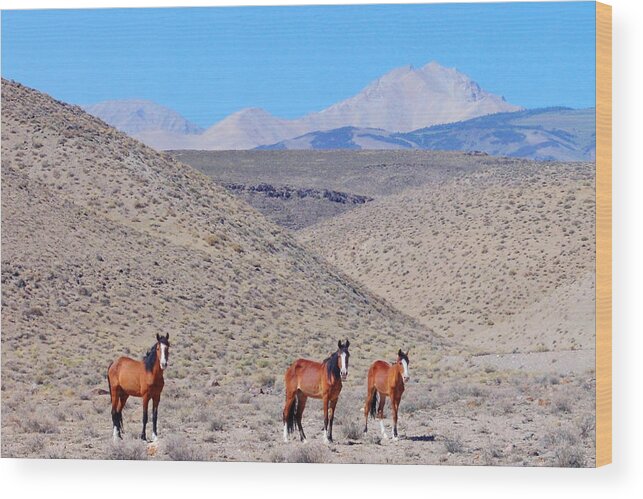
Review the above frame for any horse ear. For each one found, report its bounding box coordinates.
[166,333,170,341]
[157,333,161,342]
[345,339,350,348]
[338,340,342,349]
[398,348,403,357]
[406,350,410,357]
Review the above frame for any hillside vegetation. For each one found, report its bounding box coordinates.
[299,160,595,355]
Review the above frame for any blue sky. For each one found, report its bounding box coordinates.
[2,3,596,127]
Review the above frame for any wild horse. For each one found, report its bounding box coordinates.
[107,333,170,442]
[364,349,410,440]
[283,340,350,443]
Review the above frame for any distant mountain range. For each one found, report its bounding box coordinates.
[83,63,595,161]
[83,99,203,136]
[83,62,520,151]
[258,107,596,162]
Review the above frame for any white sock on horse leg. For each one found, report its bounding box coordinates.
[283,423,288,443]
[380,420,388,438]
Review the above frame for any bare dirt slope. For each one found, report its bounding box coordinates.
[299,161,595,356]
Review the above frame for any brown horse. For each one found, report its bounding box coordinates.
[107,333,170,442]
[283,340,350,443]
[363,349,410,440]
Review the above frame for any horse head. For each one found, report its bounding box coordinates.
[156,333,171,370]
[397,349,410,382]
[337,339,350,381]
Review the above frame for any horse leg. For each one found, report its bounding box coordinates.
[117,393,129,436]
[141,393,150,441]
[295,392,307,442]
[328,398,338,443]
[282,389,296,443]
[152,394,161,441]
[364,386,375,433]
[110,385,122,441]
[322,396,330,443]
[378,393,388,439]
[391,396,400,441]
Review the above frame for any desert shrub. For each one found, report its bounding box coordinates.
[542,428,579,448]
[482,442,504,466]
[238,392,252,404]
[269,449,286,463]
[551,395,573,414]
[23,436,46,455]
[444,434,464,453]
[23,307,44,319]
[577,414,595,439]
[341,420,362,441]
[190,406,210,423]
[365,432,382,446]
[20,415,59,434]
[209,416,225,432]
[205,234,219,246]
[555,444,586,468]
[536,374,560,386]
[285,444,328,464]
[84,425,100,439]
[164,435,206,461]
[257,373,276,389]
[500,399,515,414]
[44,445,66,459]
[109,439,148,460]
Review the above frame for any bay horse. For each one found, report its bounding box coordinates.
[363,349,410,440]
[107,333,170,442]
[283,340,350,443]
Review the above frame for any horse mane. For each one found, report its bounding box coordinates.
[143,344,157,372]
[323,351,341,383]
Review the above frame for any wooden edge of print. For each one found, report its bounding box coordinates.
[595,1,612,467]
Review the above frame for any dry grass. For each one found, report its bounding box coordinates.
[163,435,206,461]
[109,438,148,461]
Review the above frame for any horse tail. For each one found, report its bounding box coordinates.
[107,362,114,406]
[286,394,298,435]
[369,389,378,419]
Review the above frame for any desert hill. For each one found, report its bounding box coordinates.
[298,160,595,354]
[1,79,438,379]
